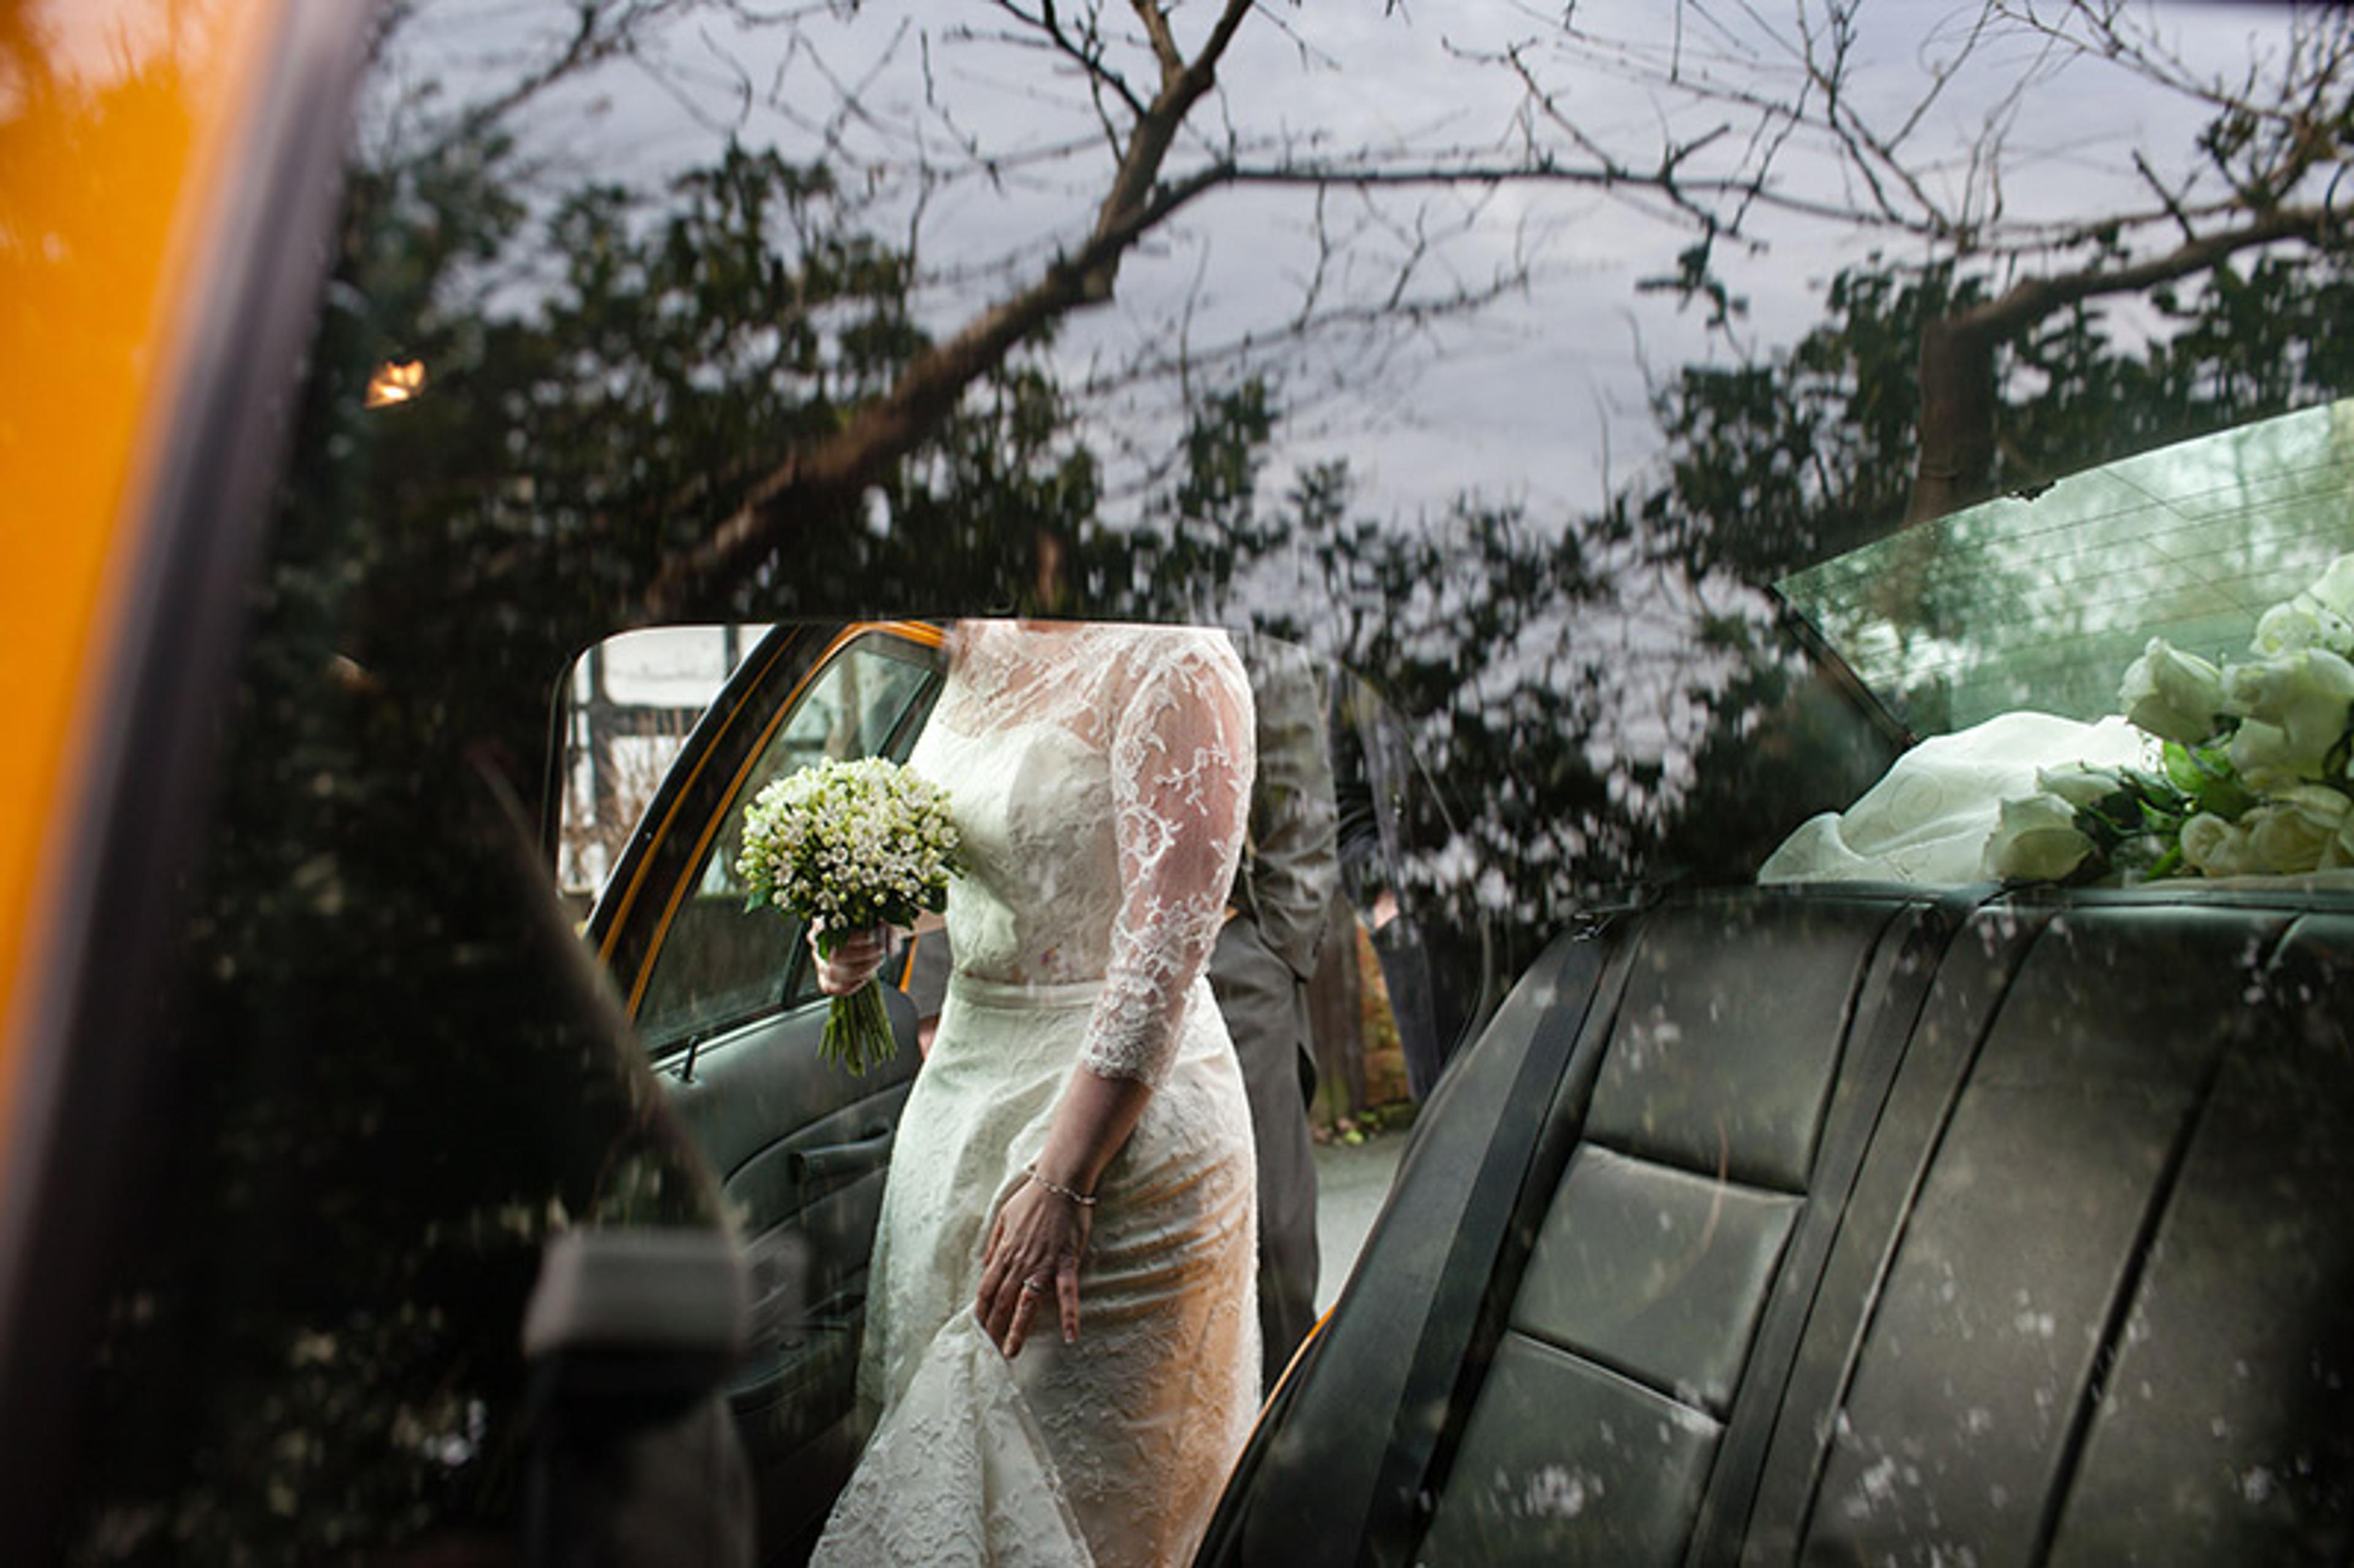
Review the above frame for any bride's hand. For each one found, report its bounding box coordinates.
[976,1173,1091,1358]
[810,925,891,996]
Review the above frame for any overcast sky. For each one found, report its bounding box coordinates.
[381,0,2298,525]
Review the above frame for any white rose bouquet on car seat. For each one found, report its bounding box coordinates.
[1984,552,2354,883]
[736,757,961,1073]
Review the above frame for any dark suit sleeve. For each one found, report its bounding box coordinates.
[1238,636,1338,983]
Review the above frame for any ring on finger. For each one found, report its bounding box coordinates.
[1021,1276,1048,1296]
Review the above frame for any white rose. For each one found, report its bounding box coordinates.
[2119,637,2228,745]
[2180,812,2260,878]
[2241,786,2352,875]
[1983,793,2097,882]
[2035,764,2124,810]
[2222,648,2354,780]
[2253,602,2323,657]
[2305,554,2354,626]
[2259,555,2354,658]
[2229,720,2305,793]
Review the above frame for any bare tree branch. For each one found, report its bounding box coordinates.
[634,0,1297,614]
[504,0,2354,622]
[639,158,1235,617]
[1907,202,2341,522]
[1504,1,2354,520]
[1080,0,1252,297]
[989,0,1148,124]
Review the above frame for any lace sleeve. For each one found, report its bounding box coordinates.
[1077,633,1257,1087]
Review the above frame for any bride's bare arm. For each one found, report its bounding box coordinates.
[975,1070,1152,1355]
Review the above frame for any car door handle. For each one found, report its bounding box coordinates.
[786,1125,894,1183]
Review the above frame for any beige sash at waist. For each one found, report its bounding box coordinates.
[944,970,1103,1014]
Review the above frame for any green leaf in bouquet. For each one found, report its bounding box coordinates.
[2189,764,2258,821]
[2160,740,2205,793]
[2128,742,2237,820]
[2116,766,2184,810]
[2139,840,2187,882]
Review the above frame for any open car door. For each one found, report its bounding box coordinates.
[581,620,947,1556]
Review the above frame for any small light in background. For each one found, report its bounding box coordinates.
[365,359,426,409]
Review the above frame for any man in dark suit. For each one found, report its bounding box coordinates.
[1209,633,1338,1391]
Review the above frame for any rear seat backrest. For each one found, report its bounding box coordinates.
[1790,906,2278,1561]
[2041,910,2354,1565]
[1202,886,2354,1567]
[1415,894,1911,1564]
[1782,903,2353,1568]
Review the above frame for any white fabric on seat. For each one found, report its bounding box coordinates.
[1758,712,2149,886]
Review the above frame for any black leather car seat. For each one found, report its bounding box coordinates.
[1201,886,2354,1566]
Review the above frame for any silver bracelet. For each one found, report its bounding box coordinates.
[1025,1164,1097,1208]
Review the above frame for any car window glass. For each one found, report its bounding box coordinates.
[44,0,2354,1561]
[631,630,939,1051]
[1780,402,2354,736]
[557,625,765,908]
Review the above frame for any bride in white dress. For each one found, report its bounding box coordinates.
[809,620,1263,1567]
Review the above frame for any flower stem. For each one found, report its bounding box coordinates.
[822,980,897,1075]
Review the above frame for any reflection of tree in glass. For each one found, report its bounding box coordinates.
[70,0,2354,1553]
[293,1,2354,911]
[1202,245,2354,970]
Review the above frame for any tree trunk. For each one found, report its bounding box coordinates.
[1905,313,1998,525]
[1899,207,2329,530]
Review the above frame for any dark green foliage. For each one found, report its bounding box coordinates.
[63,85,1108,1568]
[1642,262,1977,582]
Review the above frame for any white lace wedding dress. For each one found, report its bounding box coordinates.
[811,621,1263,1568]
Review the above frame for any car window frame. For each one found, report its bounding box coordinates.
[579,620,945,1062]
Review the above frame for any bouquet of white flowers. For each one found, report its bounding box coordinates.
[1984,552,2354,883]
[736,756,962,1073]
